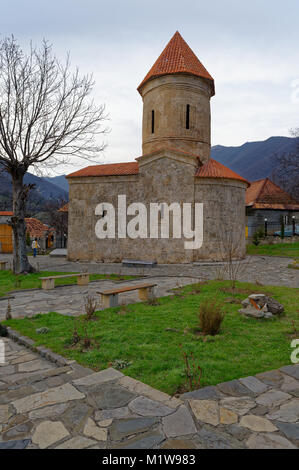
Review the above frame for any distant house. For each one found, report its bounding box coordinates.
[0,214,55,253]
[246,178,299,237]
[25,218,55,251]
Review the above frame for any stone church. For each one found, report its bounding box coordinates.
[67,32,249,263]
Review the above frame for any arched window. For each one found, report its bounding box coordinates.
[151,110,155,133]
[186,104,190,129]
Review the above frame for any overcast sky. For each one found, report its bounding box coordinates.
[1,0,298,174]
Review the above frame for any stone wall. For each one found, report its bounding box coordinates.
[194,178,247,260]
[68,156,247,263]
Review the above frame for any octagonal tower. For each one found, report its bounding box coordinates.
[137,31,215,163]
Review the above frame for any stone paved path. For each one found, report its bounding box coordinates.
[0,276,200,321]
[0,337,298,449]
[1,253,298,288]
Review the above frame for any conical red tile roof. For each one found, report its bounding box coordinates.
[138,31,214,94]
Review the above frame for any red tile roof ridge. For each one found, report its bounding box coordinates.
[196,158,249,185]
[67,161,139,178]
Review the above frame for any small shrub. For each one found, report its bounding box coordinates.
[6,299,12,320]
[252,226,264,246]
[84,294,98,320]
[110,359,133,370]
[36,327,50,334]
[179,345,202,391]
[198,300,225,336]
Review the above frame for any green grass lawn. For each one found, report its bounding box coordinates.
[0,270,136,297]
[247,241,299,259]
[3,280,299,395]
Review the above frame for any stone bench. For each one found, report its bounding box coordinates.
[122,259,157,268]
[97,283,157,308]
[0,261,8,270]
[39,273,90,290]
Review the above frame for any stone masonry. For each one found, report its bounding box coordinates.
[0,336,298,449]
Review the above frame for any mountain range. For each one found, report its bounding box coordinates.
[211,136,297,181]
[0,136,297,211]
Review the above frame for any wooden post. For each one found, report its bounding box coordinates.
[138,287,150,301]
[41,278,55,290]
[77,273,89,286]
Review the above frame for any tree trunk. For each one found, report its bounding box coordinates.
[10,169,35,274]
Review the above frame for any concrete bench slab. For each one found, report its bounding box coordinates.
[97,283,157,308]
[39,273,90,290]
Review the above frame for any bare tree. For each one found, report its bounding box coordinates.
[272,129,299,201]
[0,36,108,273]
[215,218,251,294]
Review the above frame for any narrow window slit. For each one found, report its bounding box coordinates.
[151,110,155,133]
[186,104,190,129]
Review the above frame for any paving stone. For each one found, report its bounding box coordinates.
[281,375,299,394]
[111,431,164,449]
[160,438,198,449]
[61,402,91,431]
[32,420,70,449]
[10,354,37,365]
[87,383,136,409]
[266,399,299,423]
[239,376,268,394]
[0,365,15,376]
[195,425,245,449]
[189,400,219,426]
[217,379,254,397]
[119,375,181,408]
[0,404,13,424]
[219,407,238,424]
[255,390,292,407]
[98,419,113,427]
[162,405,197,437]
[73,368,123,387]
[4,413,28,430]
[219,397,256,416]
[18,359,52,373]
[275,421,299,441]
[256,370,284,387]
[83,418,108,441]
[250,405,268,416]
[55,436,97,449]
[28,403,70,419]
[226,424,251,440]
[239,415,277,432]
[12,383,85,413]
[109,417,158,441]
[0,385,36,404]
[246,432,296,449]
[46,376,65,388]
[0,439,31,449]
[94,407,131,421]
[2,420,34,440]
[280,365,299,380]
[128,396,173,417]
[181,386,222,400]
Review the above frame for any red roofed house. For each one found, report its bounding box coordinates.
[67,32,249,263]
[246,178,299,237]
[25,218,55,251]
[0,213,55,254]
